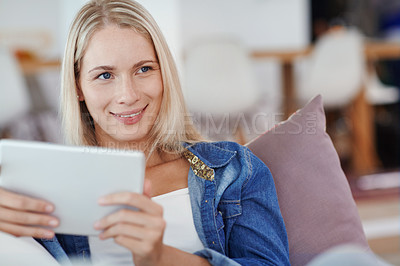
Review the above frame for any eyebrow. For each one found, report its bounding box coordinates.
[88,60,158,74]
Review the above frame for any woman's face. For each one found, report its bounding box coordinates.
[79,25,163,149]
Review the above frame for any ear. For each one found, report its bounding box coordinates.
[77,91,84,101]
[76,82,85,101]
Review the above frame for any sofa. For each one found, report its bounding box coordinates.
[247,95,370,265]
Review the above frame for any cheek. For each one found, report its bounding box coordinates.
[81,82,112,113]
[147,77,163,101]
[86,91,108,106]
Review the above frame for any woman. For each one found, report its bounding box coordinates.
[0,0,289,265]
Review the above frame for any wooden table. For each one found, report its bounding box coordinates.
[251,41,400,175]
[251,41,400,117]
[18,57,61,75]
[17,56,61,113]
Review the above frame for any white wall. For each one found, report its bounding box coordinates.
[0,0,92,58]
[181,0,310,51]
[0,0,61,57]
[59,0,89,57]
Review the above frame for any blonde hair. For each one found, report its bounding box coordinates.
[61,0,203,154]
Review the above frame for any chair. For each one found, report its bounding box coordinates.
[183,37,260,144]
[365,68,399,105]
[295,28,384,174]
[295,28,365,108]
[0,45,31,133]
[296,27,399,107]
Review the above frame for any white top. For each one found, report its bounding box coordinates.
[89,188,204,265]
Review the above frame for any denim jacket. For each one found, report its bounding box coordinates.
[37,141,290,265]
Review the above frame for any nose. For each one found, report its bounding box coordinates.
[116,75,140,105]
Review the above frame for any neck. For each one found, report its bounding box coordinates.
[146,149,182,168]
[96,141,148,151]
[95,139,181,168]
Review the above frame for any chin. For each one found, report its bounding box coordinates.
[95,122,152,150]
[110,133,149,149]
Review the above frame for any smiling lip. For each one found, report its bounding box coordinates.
[111,105,147,125]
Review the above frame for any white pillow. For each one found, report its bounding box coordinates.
[0,232,59,265]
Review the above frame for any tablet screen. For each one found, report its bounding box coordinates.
[0,139,145,236]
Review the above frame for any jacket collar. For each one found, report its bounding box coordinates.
[183,142,237,168]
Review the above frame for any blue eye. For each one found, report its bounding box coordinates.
[138,66,151,73]
[99,72,111,80]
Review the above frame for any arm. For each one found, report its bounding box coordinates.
[229,152,290,265]
[153,245,210,266]
[0,188,58,239]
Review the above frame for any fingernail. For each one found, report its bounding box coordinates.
[98,197,106,205]
[43,231,54,239]
[94,221,101,229]
[48,219,58,227]
[45,205,54,213]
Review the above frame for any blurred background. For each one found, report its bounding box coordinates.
[0,0,399,263]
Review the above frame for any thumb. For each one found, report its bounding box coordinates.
[143,179,152,198]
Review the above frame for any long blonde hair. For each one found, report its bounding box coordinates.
[61,0,203,154]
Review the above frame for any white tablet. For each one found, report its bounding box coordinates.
[0,139,145,236]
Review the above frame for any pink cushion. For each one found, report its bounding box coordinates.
[246,95,369,266]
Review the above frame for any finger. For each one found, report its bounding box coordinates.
[99,222,146,240]
[0,221,55,239]
[113,235,162,260]
[99,223,163,252]
[111,234,153,256]
[0,207,59,227]
[113,235,141,251]
[143,179,152,198]
[98,192,162,215]
[95,208,164,231]
[0,188,54,213]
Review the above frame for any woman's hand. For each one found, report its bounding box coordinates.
[0,188,58,239]
[94,180,167,266]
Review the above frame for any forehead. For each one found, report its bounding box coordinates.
[82,25,156,67]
